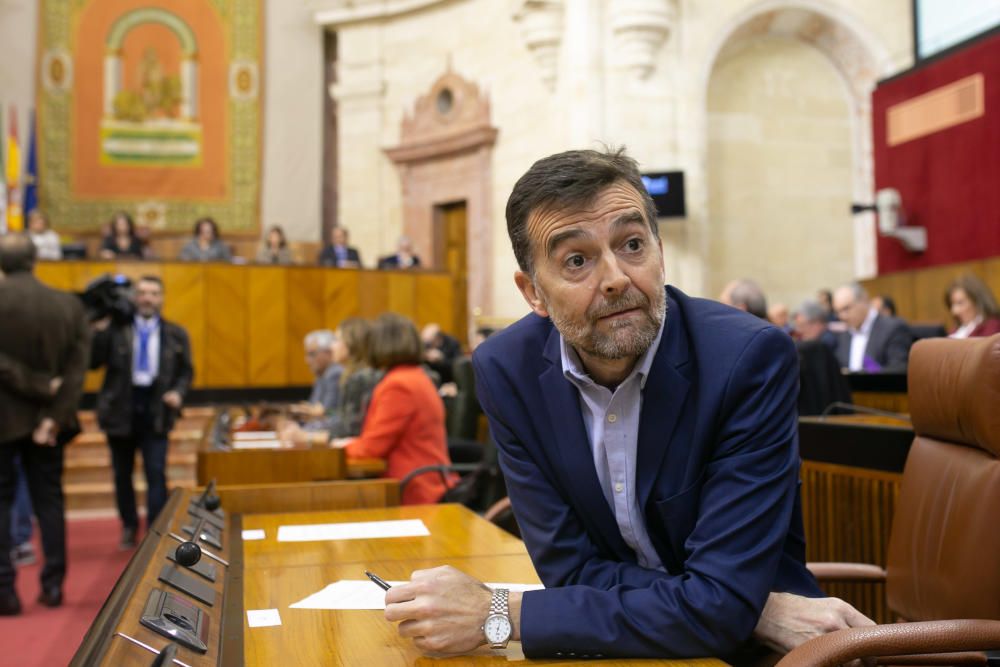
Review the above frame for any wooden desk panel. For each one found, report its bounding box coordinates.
[242,556,722,666]
[34,261,461,390]
[241,504,528,569]
[197,444,347,485]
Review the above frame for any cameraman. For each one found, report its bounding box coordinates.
[90,275,193,549]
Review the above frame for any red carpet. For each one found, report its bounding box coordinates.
[0,517,133,666]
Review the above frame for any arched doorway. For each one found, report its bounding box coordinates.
[702,4,891,304]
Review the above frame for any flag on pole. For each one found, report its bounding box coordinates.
[5,106,23,232]
[23,110,38,219]
[0,106,7,234]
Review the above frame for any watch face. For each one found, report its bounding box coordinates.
[484,614,512,643]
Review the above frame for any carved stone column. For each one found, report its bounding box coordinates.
[610,0,676,80]
[512,0,565,91]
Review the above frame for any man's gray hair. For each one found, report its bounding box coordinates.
[729,279,768,320]
[797,299,827,323]
[304,329,336,349]
[0,234,37,274]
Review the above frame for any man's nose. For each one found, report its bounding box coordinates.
[596,253,630,295]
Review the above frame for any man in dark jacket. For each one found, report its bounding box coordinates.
[0,234,89,614]
[90,275,193,548]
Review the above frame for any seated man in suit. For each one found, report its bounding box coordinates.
[832,283,913,373]
[377,236,421,269]
[382,148,871,659]
[318,226,361,268]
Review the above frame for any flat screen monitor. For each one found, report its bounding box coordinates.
[641,171,686,218]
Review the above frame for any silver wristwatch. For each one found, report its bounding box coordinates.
[482,588,512,649]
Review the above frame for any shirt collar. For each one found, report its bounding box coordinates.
[134,314,160,328]
[560,311,666,390]
[852,307,878,336]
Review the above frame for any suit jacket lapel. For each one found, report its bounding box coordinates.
[538,326,631,558]
[636,294,692,507]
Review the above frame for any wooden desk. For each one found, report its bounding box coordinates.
[241,504,528,570]
[75,492,726,666]
[198,441,348,485]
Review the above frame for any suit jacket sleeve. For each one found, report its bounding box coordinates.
[169,326,194,398]
[43,299,91,426]
[476,328,802,659]
[0,351,54,401]
[880,319,913,372]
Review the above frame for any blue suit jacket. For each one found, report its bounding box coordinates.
[472,286,821,659]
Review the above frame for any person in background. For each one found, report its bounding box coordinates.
[319,226,361,268]
[99,211,144,260]
[871,295,897,318]
[329,318,380,439]
[135,222,157,260]
[256,225,294,265]
[26,210,62,261]
[378,236,421,270]
[817,289,837,322]
[179,217,232,262]
[0,235,89,614]
[283,330,342,440]
[340,313,453,505]
[832,283,913,372]
[719,278,768,319]
[90,276,194,549]
[794,299,837,350]
[421,323,462,384]
[945,274,1000,339]
[471,326,497,352]
[767,302,791,332]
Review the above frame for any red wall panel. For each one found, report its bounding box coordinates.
[872,31,1000,274]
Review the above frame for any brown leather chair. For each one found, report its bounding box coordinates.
[779,334,1000,666]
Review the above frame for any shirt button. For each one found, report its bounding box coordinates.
[607,414,617,423]
[615,483,624,493]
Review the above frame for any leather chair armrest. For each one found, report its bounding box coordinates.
[775,620,1000,667]
[807,561,887,582]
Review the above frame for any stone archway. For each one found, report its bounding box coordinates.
[385,69,498,339]
[700,2,894,289]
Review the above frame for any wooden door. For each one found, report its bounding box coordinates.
[435,201,468,345]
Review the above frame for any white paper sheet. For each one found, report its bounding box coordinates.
[233,431,278,440]
[289,580,544,610]
[247,608,282,627]
[276,519,430,543]
[242,529,266,541]
[231,439,284,450]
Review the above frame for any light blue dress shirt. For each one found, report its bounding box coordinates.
[559,317,666,571]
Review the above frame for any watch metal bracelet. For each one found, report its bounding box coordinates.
[490,588,509,616]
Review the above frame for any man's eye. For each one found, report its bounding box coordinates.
[624,238,643,252]
[565,255,585,269]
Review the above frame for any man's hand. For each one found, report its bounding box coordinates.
[162,390,183,409]
[289,402,324,419]
[32,418,59,447]
[91,315,112,331]
[49,376,63,396]
[384,566,498,654]
[753,592,875,654]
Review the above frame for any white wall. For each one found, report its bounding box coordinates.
[0,0,39,176]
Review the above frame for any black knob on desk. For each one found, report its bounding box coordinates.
[175,540,202,567]
[203,494,221,512]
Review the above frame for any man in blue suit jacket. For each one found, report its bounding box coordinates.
[384,148,871,659]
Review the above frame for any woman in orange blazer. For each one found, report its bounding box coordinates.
[343,313,454,505]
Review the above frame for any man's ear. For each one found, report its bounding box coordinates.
[514,271,549,318]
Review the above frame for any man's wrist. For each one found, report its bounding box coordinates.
[509,591,522,641]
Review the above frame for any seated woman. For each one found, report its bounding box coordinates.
[946,274,1000,338]
[26,210,62,261]
[255,225,294,265]
[179,217,232,262]
[341,313,453,504]
[329,317,380,438]
[99,211,144,259]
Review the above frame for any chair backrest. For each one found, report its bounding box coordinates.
[446,356,482,439]
[886,334,1000,621]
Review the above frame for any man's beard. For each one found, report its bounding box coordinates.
[544,286,666,360]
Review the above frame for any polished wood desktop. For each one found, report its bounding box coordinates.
[74,490,728,666]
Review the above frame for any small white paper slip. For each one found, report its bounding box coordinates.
[247,609,282,627]
[233,431,278,440]
[277,519,430,543]
[231,439,284,450]
[289,580,544,611]
[242,529,266,541]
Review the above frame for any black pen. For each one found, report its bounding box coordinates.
[365,570,392,591]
